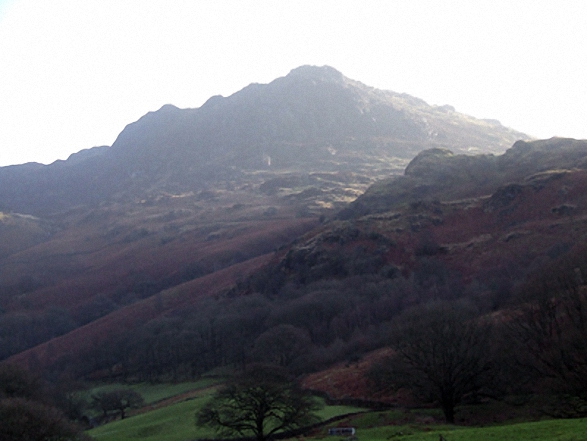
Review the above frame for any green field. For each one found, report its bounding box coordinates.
[87,382,587,441]
[87,378,220,405]
[90,407,587,441]
[333,418,587,441]
[89,395,216,441]
[87,384,365,441]
[316,411,587,441]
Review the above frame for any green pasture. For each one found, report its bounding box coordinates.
[86,377,220,405]
[318,412,587,441]
[88,394,215,441]
[87,381,587,441]
[339,418,587,441]
[88,387,366,441]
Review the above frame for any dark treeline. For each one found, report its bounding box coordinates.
[0,247,266,362]
[49,253,511,383]
[367,242,587,421]
[0,306,77,361]
[0,363,91,440]
[55,274,415,381]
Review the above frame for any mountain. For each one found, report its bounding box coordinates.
[0,65,542,378]
[0,65,527,216]
[6,136,587,380]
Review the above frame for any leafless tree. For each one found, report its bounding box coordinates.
[196,365,321,441]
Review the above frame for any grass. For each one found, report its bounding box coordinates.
[87,378,220,405]
[86,380,587,441]
[88,395,215,441]
[334,418,587,441]
[316,402,366,420]
[87,386,366,441]
[314,410,587,441]
[87,391,587,441]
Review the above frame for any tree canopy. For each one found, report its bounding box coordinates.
[0,363,89,441]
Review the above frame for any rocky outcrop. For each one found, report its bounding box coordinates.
[341,138,587,218]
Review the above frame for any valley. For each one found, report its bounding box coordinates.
[1,66,587,441]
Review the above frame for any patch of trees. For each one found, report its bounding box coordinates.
[0,307,77,360]
[61,274,422,381]
[90,259,461,382]
[0,363,90,441]
[366,244,587,421]
[53,245,481,383]
[92,388,144,420]
[501,252,587,416]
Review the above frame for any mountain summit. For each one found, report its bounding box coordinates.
[0,65,528,215]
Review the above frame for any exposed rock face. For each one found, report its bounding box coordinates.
[483,184,525,212]
[0,65,527,215]
[341,137,587,219]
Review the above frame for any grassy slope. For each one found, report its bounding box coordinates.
[89,396,215,441]
[316,411,587,441]
[90,400,587,441]
[88,385,365,441]
[87,379,220,405]
[343,418,587,441]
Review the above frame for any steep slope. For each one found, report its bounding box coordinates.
[272,138,587,296]
[0,66,534,377]
[8,138,587,379]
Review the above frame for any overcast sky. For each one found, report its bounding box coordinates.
[1,0,586,166]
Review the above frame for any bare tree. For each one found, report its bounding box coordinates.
[196,365,321,441]
[92,388,144,420]
[505,284,587,410]
[374,302,495,423]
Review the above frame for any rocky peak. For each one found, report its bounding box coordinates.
[404,148,455,178]
[286,65,345,83]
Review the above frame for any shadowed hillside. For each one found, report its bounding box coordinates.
[6,138,587,383]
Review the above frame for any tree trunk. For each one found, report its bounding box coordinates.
[441,402,455,424]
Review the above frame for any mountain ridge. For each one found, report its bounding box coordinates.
[0,65,528,215]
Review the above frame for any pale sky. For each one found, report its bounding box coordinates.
[1,0,586,167]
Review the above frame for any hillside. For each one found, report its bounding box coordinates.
[5,137,587,384]
[276,138,587,302]
[0,65,532,375]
